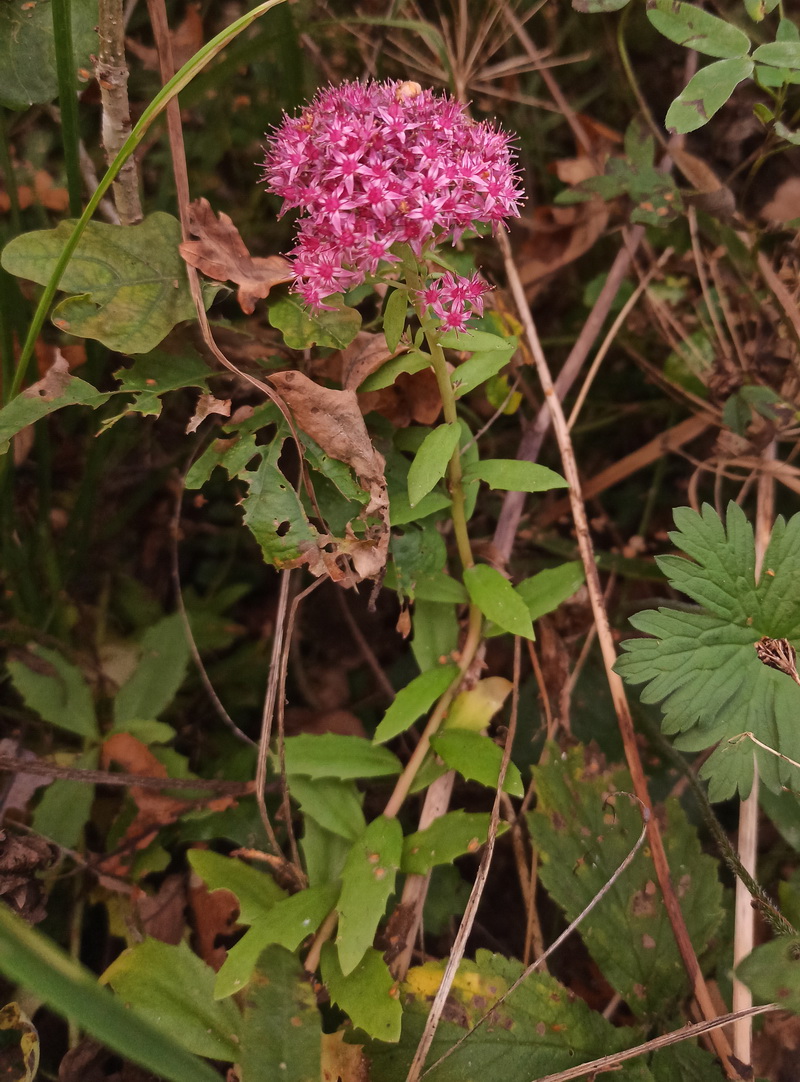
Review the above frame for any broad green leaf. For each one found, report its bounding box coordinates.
[0,906,220,1082]
[113,614,190,726]
[401,811,508,874]
[1,215,196,353]
[407,422,460,507]
[516,561,586,622]
[320,944,402,1041]
[438,329,515,352]
[215,884,340,999]
[268,293,361,349]
[238,946,321,1082]
[301,818,351,887]
[0,1003,38,1082]
[430,730,524,797]
[288,776,366,840]
[463,564,535,640]
[241,458,320,566]
[573,0,632,9]
[113,350,211,416]
[463,459,567,493]
[103,939,240,1060]
[360,350,430,392]
[8,646,97,738]
[33,748,98,848]
[383,288,408,352]
[385,446,451,525]
[284,734,402,779]
[665,59,754,133]
[737,936,800,1011]
[336,816,402,975]
[363,951,652,1082]
[0,0,99,108]
[0,369,111,454]
[752,41,800,68]
[373,664,459,744]
[744,0,780,20]
[616,505,800,800]
[411,599,459,674]
[528,746,723,1019]
[451,344,516,399]
[647,1,751,58]
[648,1042,727,1081]
[187,849,286,924]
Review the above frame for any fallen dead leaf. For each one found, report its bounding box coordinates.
[188,867,240,971]
[180,198,294,314]
[134,873,187,944]
[125,3,204,72]
[512,201,610,293]
[268,370,390,583]
[0,168,70,214]
[321,1031,369,1082]
[339,331,399,392]
[358,367,443,427]
[186,392,231,433]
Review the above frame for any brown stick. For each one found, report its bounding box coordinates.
[95,0,143,224]
[496,226,739,1078]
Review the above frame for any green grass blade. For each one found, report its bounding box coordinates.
[0,903,222,1082]
[51,0,83,217]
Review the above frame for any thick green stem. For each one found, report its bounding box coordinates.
[52,0,83,218]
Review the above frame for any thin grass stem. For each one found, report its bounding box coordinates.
[51,0,83,217]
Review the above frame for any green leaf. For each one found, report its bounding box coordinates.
[463,564,535,640]
[0,906,220,1082]
[451,343,516,399]
[102,939,240,1060]
[0,1003,38,1082]
[737,936,800,1011]
[301,818,351,888]
[0,367,111,454]
[33,749,97,848]
[242,458,321,566]
[528,745,723,1019]
[665,58,754,133]
[8,646,97,738]
[336,816,402,975]
[516,561,586,622]
[268,293,361,349]
[752,41,800,68]
[113,350,211,416]
[288,777,366,841]
[744,0,780,20]
[320,944,402,1041]
[373,664,460,744]
[284,734,402,779]
[364,951,652,1082]
[463,459,568,493]
[385,446,451,525]
[430,730,524,797]
[383,288,408,352]
[113,614,190,726]
[438,329,515,352]
[0,0,99,108]
[215,884,340,999]
[238,946,321,1082]
[407,422,460,507]
[616,503,800,800]
[573,0,632,10]
[401,811,508,874]
[411,599,460,674]
[187,850,286,924]
[1,215,196,353]
[647,1,751,58]
[359,350,431,392]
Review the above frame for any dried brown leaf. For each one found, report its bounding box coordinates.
[339,331,398,391]
[185,392,231,434]
[180,198,293,314]
[125,3,204,72]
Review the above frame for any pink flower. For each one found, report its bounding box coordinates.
[263,80,522,310]
[419,270,492,333]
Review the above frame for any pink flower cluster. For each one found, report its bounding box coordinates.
[263,79,523,318]
[420,271,490,333]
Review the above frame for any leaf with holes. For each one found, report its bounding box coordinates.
[1,215,195,353]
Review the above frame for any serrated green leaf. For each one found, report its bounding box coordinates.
[463,564,535,640]
[407,422,460,507]
[516,562,586,622]
[373,665,460,744]
[102,939,241,1060]
[753,41,800,68]
[364,951,652,1082]
[0,0,99,108]
[187,850,286,924]
[383,288,408,352]
[320,944,402,1041]
[284,734,402,778]
[665,58,754,133]
[737,936,800,1011]
[401,811,507,874]
[0,368,111,454]
[528,745,723,1019]
[336,816,402,975]
[113,350,211,418]
[268,293,361,349]
[214,885,340,999]
[113,614,190,726]
[288,777,366,840]
[430,730,524,797]
[238,946,321,1082]
[463,459,567,493]
[647,1,751,58]
[1,215,195,353]
[8,646,97,738]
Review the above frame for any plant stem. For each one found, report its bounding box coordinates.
[51,0,83,217]
[96,0,143,224]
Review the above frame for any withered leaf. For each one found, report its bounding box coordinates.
[185,392,231,434]
[180,198,293,314]
[339,331,398,392]
[125,3,204,72]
